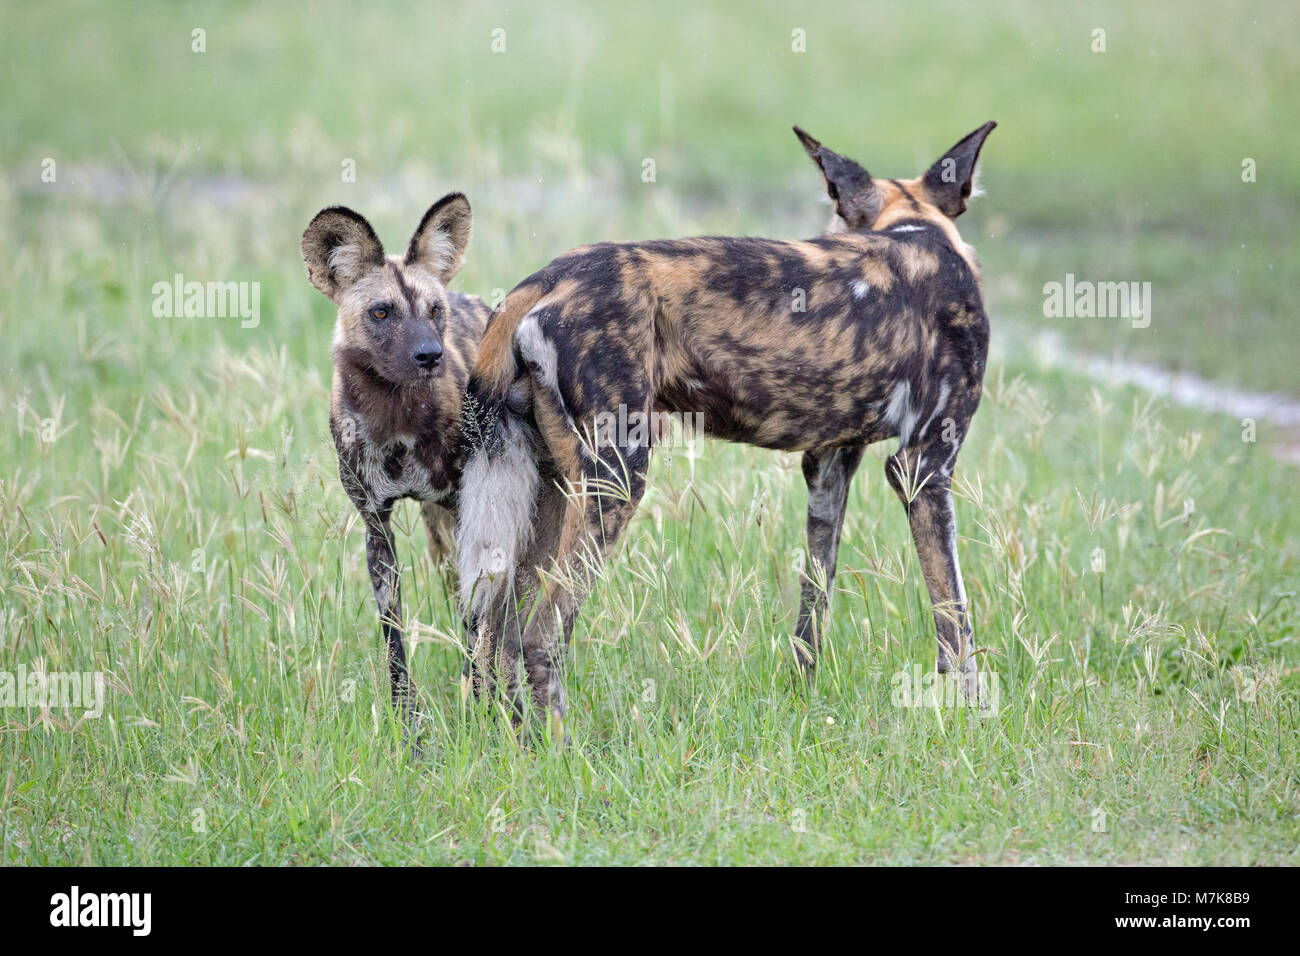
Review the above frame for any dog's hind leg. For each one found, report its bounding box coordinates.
[794,445,865,674]
[421,500,459,614]
[484,456,570,722]
[513,388,652,730]
[421,500,457,569]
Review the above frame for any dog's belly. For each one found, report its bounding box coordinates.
[652,295,935,451]
[656,372,899,452]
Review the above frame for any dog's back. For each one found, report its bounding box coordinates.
[471,226,985,453]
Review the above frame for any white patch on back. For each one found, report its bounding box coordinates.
[850,279,871,299]
[889,224,926,234]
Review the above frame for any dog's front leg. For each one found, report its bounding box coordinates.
[885,448,979,701]
[794,445,865,673]
[362,509,417,731]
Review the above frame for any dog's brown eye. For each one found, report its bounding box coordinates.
[369,307,388,321]
[431,305,441,318]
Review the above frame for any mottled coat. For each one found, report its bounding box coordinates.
[303,194,490,726]
[459,124,997,726]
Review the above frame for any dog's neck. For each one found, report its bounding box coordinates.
[870,208,982,283]
[330,350,463,502]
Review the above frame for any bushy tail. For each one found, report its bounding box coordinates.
[456,285,547,622]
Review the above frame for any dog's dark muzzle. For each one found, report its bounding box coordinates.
[412,340,443,370]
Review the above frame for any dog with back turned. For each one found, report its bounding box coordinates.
[457,122,998,729]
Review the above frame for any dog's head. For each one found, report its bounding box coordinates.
[793,123,996,234]
[302,193,472,388]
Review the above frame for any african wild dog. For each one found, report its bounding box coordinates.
[302,194,490,728]
[458,124,996,727]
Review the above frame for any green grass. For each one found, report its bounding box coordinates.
[1,0,1297,864]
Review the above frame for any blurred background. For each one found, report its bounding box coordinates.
[3,0,1296,391]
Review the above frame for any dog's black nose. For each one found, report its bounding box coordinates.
[412,342,443,369]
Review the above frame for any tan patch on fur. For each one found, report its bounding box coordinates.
[861,256,896,290]
[898,244,941,282]
[476,286,545,395]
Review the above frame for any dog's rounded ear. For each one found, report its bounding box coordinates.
[406,192,472,283]
[302,207,384,301]
[793,125,882,230]
[922,121,996,219]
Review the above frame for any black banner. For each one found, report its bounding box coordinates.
[0,865,1276,942]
